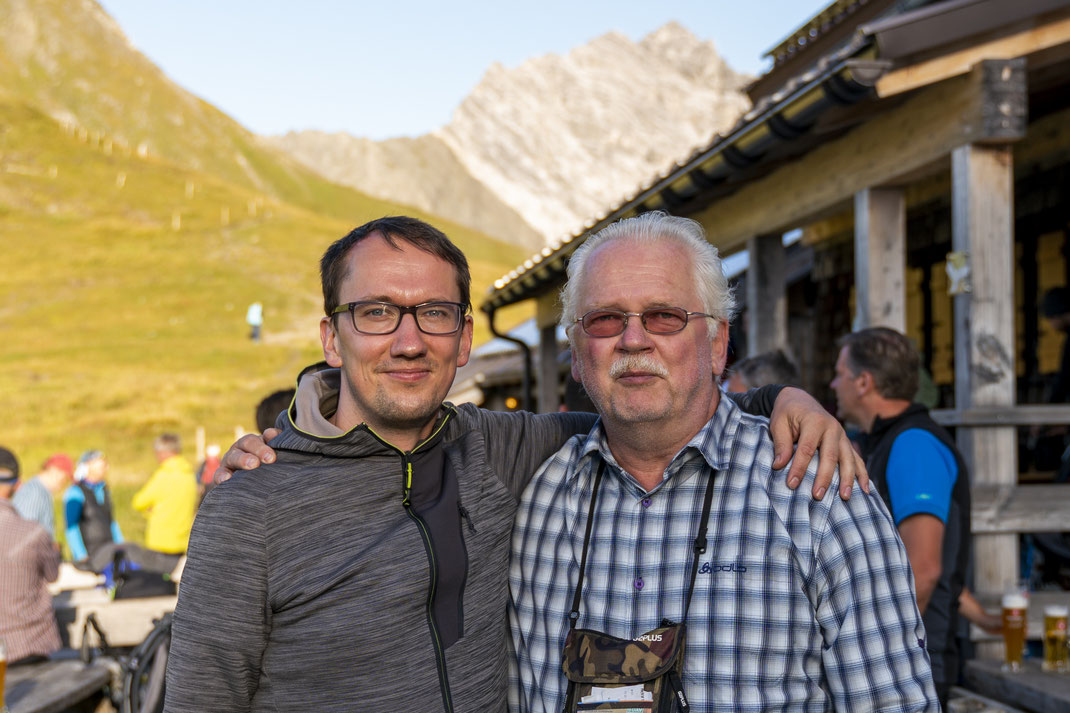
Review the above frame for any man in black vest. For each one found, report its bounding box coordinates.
[831,326,970,709]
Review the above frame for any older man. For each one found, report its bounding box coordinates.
[509,213,937,712]
[830,327,970,709]
[168,217,862,712]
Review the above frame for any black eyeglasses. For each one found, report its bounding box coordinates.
[575,307,714,337]
[331,301,467,335]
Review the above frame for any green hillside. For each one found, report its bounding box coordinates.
[0,0,532,542]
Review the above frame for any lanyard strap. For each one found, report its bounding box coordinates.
[567,459,719,630]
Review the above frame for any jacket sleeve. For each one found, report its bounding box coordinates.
[725,384,785,417]
[63,487,88,561]
[468,407,597,500]
[40,530,60,583]
[164,481,269,713]
[131,472,158,512]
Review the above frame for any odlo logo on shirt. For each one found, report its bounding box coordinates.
[699,561,747,574]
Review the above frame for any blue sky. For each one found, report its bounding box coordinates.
[98,1,817,140]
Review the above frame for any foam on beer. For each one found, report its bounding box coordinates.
[1045,604,1068,617]
[1002,593,1028,609]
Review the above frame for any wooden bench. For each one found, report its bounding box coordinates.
[3,651,114,713]
[963,659,1070,713]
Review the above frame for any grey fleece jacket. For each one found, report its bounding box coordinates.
[164,371,779,713]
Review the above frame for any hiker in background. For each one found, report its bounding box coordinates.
[13,453,74,541]
[0,445,61,666]
[133,433,198,560]
[247,301,263,342]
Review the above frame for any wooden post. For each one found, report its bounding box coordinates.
[745,234,786,355]
[195,426,206,463]
[536,292,561,413]
[951,142,1017,658]
[853,187,906,331]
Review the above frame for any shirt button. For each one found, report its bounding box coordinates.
[634,577,644,590]
[641,497,652,508]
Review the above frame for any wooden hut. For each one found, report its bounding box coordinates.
[480,0,1070,670]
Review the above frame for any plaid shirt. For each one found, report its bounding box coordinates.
[509,396,938,712]
[0,499,61,662]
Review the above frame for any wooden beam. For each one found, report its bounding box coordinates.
[972,485,1070,533]
[876,9,1070,98]
[932,404,1070,426]
[690,60,1025,254]
[535,292,561,413]
[745,234,787,355]
[853,187,906,330]
[951,141,1019,640]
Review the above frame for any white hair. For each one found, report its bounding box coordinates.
[559,211,737,334]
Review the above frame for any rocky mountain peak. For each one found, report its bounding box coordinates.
[271,21,751,250]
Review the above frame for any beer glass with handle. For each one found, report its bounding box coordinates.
[1001,584,1029,672]
[1043,604,1069,673]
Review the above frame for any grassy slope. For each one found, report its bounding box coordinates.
[0,99,532,545]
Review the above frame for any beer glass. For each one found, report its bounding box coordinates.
[1043,604,1069,673]
[1002,590,1029,672]
[0,636,7,712]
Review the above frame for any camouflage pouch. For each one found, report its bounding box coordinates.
[561,621,688,711]
[559,461,717,713]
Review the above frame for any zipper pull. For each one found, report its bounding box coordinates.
[458,505,477,533]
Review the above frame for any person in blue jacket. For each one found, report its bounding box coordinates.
[63,450,123,567]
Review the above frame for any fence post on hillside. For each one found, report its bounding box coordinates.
[195,426,206,463]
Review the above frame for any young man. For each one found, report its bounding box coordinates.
[167,217,865,712]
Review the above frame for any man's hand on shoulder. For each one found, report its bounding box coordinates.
[215,428,280,483]
[768,386,869,500]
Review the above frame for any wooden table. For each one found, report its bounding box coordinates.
[3,652,114,713]
[53,587,177,648]
[963,659,1070,713]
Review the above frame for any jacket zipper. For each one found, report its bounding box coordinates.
[369,413,456,713]
[455,504,474,636]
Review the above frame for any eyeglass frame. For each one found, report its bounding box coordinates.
[573,307,716,338]
[330,300,470,335]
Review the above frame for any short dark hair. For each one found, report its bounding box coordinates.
[730,350,799,389]
[256,389,296,432]
[320,216,471,317]
[837,327,919,401]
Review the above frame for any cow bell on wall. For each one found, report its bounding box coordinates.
[946,251,971,296]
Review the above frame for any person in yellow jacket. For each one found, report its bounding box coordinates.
[132,433,198,554]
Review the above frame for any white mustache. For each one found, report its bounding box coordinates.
[609,355,668,379]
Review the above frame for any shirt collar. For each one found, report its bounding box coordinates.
[568,393,742,487]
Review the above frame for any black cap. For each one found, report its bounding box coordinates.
[0,445,19,483]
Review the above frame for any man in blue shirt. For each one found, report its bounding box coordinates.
[831,326,971,709]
